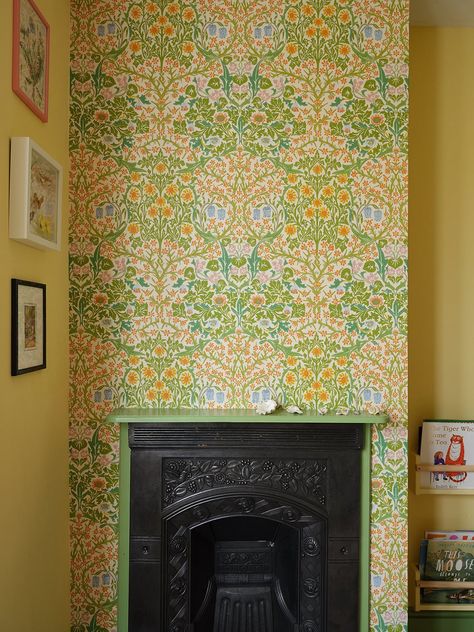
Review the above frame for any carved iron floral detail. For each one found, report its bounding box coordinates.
[302,620,319,632]
[303,577,320,598]
[163,458,327,506]
[170,536,187,554]
[303,536,320,557]
[217,550,271,573]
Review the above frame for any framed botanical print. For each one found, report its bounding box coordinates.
[11,279,46,376]
[12,0,50,122]
[9,137,62,250]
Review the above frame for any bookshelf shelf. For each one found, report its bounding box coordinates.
[413,565,474,612]
[415,455,474,495]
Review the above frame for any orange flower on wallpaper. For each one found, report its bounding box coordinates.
[128,223,140,235]
[322,4,336,18]
[339,43,350,57]
[319,207,330,220]
[129,40,141,53]
[181,188,193,203]
[285,371,297,385]
[182,41,195,54]
[146,2,158,14]
[129,6,142,20]
[321,367,334,380]
[126,371,139,385]
[181,223,193,236]
[318,389,329,402]
[338,372,350,386]
[180,371,192,386]
[339,9,351,24]
[166,2,179,15]
[182,7,195,21]
[161,388,172,401]
[164,366,177,380]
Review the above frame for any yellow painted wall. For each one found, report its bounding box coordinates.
[409,26,474,604]
[0,1,70,630]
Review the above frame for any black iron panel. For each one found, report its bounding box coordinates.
[127,422,362,632]
[162,457,327,507]
[129,423,363,451]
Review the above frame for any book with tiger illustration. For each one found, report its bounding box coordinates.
[419,420,474,490]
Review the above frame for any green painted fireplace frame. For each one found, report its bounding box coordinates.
[107,408,388,631]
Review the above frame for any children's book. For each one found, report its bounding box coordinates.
[423,540,474,582]
[425,530,474,541]
[420,420,474,489]
[421,587,474,604]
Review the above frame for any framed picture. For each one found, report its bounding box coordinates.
[11,279,46,376]
[9,137,62,250]
[12,0,50,122]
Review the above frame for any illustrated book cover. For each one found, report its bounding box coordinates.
[419,420,474,489]
[422,540,474,582]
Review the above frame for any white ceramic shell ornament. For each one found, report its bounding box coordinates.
[255,399,278,415]
[286,405,303,415]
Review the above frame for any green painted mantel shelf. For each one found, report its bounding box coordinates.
[107,406,388,424]
[107,407,388,631]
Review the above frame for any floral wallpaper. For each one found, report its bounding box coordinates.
[69,0,408,630]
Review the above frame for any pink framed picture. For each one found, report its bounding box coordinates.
[12,0,50,122]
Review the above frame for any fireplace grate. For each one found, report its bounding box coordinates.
[214,586,273,632]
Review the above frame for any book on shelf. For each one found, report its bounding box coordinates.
[425,530,474,541]
[421,588,474,604]
[419,538,474,606]
[419,419,474,490]
[419,539,474,582]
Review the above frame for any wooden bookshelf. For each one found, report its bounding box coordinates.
[413,565,474,612]
[415,455,474,495]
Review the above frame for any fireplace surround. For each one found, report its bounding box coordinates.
[107,408,387,632]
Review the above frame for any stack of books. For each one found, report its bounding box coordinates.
[419,531,474,604]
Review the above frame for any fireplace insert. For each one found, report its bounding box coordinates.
[128,422,362,632]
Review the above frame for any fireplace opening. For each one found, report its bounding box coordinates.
[190,516,300,632]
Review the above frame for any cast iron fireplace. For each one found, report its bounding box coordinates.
[128,422,362,632]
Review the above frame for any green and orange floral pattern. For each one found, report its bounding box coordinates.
[70,0,408,630]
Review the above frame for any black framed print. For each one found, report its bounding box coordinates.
[11,278,46,375]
